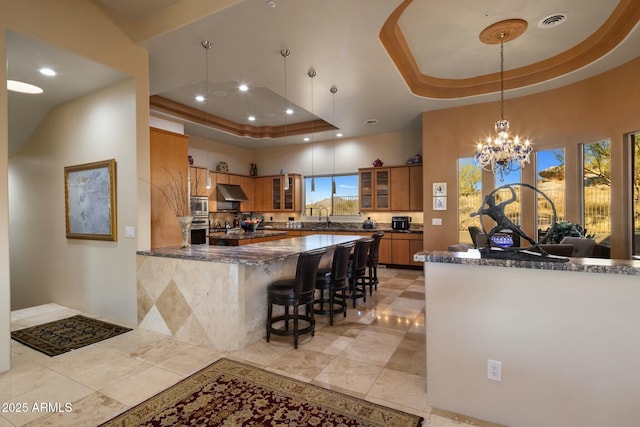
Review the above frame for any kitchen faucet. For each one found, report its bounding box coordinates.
[318,207,330,226]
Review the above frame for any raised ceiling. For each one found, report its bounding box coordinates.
[9,0,640,153]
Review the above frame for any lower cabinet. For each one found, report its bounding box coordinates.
[389,233,423,266]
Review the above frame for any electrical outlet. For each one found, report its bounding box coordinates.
[487,359,502,381]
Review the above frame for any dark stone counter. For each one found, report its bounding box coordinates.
[208,230,287,241]
[138,234,362,266]
[414,250,640,276]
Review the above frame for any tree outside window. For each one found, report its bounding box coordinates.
[582,140,611,244]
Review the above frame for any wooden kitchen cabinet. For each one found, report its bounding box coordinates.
[253,176,272,212]
[240,175,254,212]
[391,233,423,266]
[189,166,208,196]
[361,165,423,212]
[409,165,423,211]
[150,127,189,248]
[270,174,301,212]
[358,168,390,211]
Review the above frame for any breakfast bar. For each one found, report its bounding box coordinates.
[136,234,361,350]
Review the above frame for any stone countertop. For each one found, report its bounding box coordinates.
[208,230,287,240]
[138,234,362,266]
[262,224,423,234]
[414,250,640,276]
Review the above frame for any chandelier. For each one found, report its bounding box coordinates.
[475,20,532,182]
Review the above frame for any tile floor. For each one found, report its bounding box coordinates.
[0,267,494,427]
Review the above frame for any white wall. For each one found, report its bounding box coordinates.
[9,80,138,325]
[425,261,640,427]
[0,0,149,372]
[0,30,10,372]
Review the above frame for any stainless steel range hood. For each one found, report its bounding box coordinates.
[217,184,248,201]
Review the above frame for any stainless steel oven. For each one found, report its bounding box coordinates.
[190,196,208,216]
[190,215,209,245]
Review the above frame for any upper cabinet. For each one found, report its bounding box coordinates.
[360,165,422,212]
[271,174,301,212]
[189,167,208,197]
[359,168,390,211]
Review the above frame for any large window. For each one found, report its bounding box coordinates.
[304,174,359,216]
[457,158,482,243]
[582,140,611,244]
[494,168,521,226]
[632,134,640,258]
[536,148,565,233]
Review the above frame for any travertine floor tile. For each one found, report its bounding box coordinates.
[3,267,488,426]
[98,366,182,406]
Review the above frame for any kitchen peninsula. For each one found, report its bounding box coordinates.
[136,234,361,350]
[415,250,640,427]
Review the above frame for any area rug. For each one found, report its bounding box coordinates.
[100,358,424,427]
[11,314,132,356]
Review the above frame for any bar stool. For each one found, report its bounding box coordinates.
[347,238,373,308]
[364,232,384,295]
[314,241,355,325]
[266,247,327,349]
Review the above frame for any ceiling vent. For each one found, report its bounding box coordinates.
[538,13,568,28]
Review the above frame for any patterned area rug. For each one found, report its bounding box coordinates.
[11,314,132,356]
[100,358,424,426]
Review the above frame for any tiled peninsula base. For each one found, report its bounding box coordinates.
[136,255,297,351]
[136,235,360,351]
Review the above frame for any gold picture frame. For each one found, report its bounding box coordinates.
[64,159,117,241]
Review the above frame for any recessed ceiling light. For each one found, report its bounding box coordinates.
[304,137,310,142]
[286,108,294,115]
[365,119,378,125]
[214,90,227,97]
[248,115,256,122]
[7,80,43,94]
[39,67,56,76]
[266,0,276,8]
[239,84,249,92]
[195,95,205,102]
[336,133,343,137]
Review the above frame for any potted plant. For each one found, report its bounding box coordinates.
[149,168,192,248]
[545,221,589,244]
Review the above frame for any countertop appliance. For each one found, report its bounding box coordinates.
[391,216,410,231]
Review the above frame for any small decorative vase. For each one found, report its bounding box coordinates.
[177,216,193,248]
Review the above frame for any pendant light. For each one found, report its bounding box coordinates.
[202,40,213,189]
[308,69,316,192]
[330,85,337,194]
[281,49,291,190]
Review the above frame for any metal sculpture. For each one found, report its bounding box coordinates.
[473,183,568,261]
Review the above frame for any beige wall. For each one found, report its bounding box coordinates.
[422,57,640,259]
[425,262,640,427]
[9,80,138,322]
[0,0,149,372]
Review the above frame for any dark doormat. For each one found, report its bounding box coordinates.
[11,314,132,356]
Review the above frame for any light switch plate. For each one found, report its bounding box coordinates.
[432,218,442,226]
[125,226,135,238]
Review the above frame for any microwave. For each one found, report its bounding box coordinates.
[190,196,209,216]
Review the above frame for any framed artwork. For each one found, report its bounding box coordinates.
[64,159,117,241]
[433,196,447,211]
[433,182,447,196]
